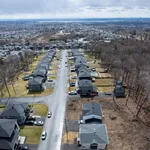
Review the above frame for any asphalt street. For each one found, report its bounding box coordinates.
[38,50,68,150]
[0,50,69,150]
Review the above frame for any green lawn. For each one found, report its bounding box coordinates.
[30,104,48,116]
[20,126,42,144]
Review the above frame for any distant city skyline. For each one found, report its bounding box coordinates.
[0,0,150,19]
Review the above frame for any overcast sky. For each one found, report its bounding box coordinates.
[0,0,150,19]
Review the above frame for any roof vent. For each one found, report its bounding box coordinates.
[92,106,94,109]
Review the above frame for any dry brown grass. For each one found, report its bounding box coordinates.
[62,132,78,144]
[1,53,56,98]
[66,98,150,150]
[97,87,114,92]
[94,78,114,86]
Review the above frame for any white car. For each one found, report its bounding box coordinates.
[41,131,47,140]
[48,112,52,118]
[68,91,77,95]
[34,121,44,126]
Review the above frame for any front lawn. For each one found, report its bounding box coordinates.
[30,104,48,117]
[20,126,42,144]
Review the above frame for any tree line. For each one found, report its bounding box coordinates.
[0,50,36,98]
[86,38,150,117]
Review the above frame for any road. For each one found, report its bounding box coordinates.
[0,50,69,150]
[38,50,68,150]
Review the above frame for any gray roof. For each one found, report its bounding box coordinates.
[32,69,47,77]
[78,70,91,78]
[0,119,16,138]
[0,103,28,119]
[82,102,102,117]
[78,79,93,87]
[28,76,43,85]
[79,124,109,144]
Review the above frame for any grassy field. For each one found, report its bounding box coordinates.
[97,86,114,92]
[30,104,48,116]
[20,126,43,144]
[1,53,56,98]
[94,78,114,86]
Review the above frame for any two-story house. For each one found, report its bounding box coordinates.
[0,119,20,150]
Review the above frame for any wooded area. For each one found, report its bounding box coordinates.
[0,51,36,98]
[86,38,150,119]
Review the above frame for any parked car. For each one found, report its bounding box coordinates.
[27,117,36,121]
[41,131,47,140]
[48,112,52,118]
[70,82,75,87]
[91,68,96,72]
[19,146,29,150]
[104,92,112,95]
[25,120,34,125]
[34,121,44,126]
[48,79,53,82]
[71,76,77,79]
[68,91,77,95]
[23,75,30,81]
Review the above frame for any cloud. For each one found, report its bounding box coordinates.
[0,0,150,19]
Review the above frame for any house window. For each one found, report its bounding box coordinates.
[90,143,98,149]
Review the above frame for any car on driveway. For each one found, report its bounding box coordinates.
[48,112,52,118]
[25,120,34,125]
[71,76,77,79]
[19,146,29,150]
[48,79,53,82]
[23,75,30,81]
[68,91,77,95]
[70,82,75,87]
[41,131,47,140]
[27,117,36,121]
[34,121,44,126]
[104,92,112,95]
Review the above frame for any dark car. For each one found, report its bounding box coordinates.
[70,82,75,87]
[19,146,29,150]
[25,120,34,125]
[27,117,36,121]
[23,75,30,81]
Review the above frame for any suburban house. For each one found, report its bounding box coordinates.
[77,124,109,150]
[31,69,47,82]
[0,103,30,125]
[0,119,20,150]
[79,102,103,124]
[28,76,44,92]
[78,80,97,96]
[75,62,88,72]
[77,65,89,75]
[78,70,91,80]
[114,85,126,97]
